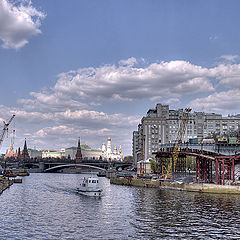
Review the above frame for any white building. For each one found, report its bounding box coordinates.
[42,149,65,159]
[101,137,123,161]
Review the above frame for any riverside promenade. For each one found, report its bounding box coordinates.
[0,179,13,195]
[110,177,240,194]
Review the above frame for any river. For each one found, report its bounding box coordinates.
[0,173,239,239]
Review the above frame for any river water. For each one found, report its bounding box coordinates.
[0,173,239,240]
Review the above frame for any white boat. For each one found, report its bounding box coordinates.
[76,176,103,197]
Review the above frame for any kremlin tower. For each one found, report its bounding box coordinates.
[20,139,30,162]
[4,143,17,159]
[75,138,83,163]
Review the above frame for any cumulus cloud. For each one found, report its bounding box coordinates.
[52,59,214,103]
[220,55,239,62]
[189,89,240,113]
[0,0,45,49]
[18,92,88,111]
[36,125,74,138]
[36,126,111,139]
[54,109,140,128]
[16,59,216,112]
[118,57,138,67]
[211,64,240,88]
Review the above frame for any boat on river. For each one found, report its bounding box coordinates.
[76,176,103,197]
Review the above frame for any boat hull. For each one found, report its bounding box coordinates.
[77,189,102,197]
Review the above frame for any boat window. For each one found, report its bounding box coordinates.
[92,180,96,183]
[89,180,91,183]
[96,180,98,183]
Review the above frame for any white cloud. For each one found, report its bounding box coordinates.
[118,57,138,67]
[220,55,239,62]
[36,126,111,139]
[189,89,240,113]
[36,125,74,138]
[18,92,88,111]
[209,35,219,41]
[0,0,45,49]
[52,60,214,103]
[211,64,240,88]
[54,109,140,129]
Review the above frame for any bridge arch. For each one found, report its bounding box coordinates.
[44,164,107,173]
[115,163,133,171]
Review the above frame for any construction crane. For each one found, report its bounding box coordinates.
[0,114,15,149]
[165,108,191,179]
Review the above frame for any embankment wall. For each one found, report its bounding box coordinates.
[110,178,240,194]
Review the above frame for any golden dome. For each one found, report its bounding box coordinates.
[107,137,111,141]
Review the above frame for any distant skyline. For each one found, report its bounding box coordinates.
[1,0,240,155]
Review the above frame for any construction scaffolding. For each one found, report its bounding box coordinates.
[155,151,188,179]
[165,108,191,179]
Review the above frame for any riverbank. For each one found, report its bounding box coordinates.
[110,177,240,194]
[0,178,13,195]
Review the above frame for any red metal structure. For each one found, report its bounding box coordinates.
[155,150,240,185]
[215,156,235,185]
[195,156,214,183]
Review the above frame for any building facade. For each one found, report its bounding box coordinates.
[133,103,240,161]
[42,149,65,159]
[28,149,42,159]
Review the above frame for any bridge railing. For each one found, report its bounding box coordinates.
[159,143,240,156]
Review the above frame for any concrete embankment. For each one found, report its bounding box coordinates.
[110,177,240,194]
[0,179,13,195]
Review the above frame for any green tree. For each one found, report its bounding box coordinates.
[123,155,133,162]
[150,158,157,173]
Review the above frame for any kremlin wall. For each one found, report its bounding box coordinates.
[3,137,123,162]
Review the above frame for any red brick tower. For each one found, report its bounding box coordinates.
[17,147,21,160]
[21,139,30,162]
[75,138,83,163]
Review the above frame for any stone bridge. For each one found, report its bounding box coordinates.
[21,161,133,173]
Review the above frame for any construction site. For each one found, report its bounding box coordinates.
[154,108,240,186]
[113,108,240,194]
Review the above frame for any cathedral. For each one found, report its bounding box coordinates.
[101,137,123,161]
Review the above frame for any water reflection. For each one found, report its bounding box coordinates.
[0,173,239,239]
[132,188,240,239]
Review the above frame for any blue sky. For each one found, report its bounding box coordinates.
[1,0,240,155]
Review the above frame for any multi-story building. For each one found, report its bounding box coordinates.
[133,103,240,161]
